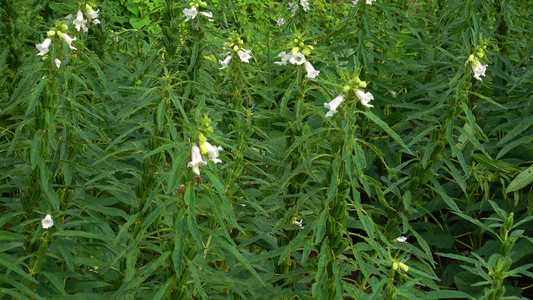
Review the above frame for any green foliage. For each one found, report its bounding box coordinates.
[1,0,533,299]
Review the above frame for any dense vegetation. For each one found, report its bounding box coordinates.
[1,0,532,298]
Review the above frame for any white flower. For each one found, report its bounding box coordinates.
[73,10,88,32]
[277,18,285,26]
[42,214,54,229]
[293,219,304,229]
[85,9,100,23]
[219,55,232,69]
[395,236,408,243]
[300,0,310,11]
[470,59,487,81]
[61,33,77,50]
[355,90,374,107]
[289,52,306,65]
[303,61,319,78]
[55,59,61,68]
[205,141,223,164]
[366,0,376,4]
[352,0,359,4]
[324,94,345,117]
[237,49,252,63]
[187,144,207,176]
[288,2,299,16]
[36,38,52,56]
[183,5,198,22]
[200,11,214,21]
[275,51,292,66]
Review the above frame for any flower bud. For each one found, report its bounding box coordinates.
[86,4,93,11]
[60,23,68,31]
[198,134,208,154]
[233,45,239,52]
[301,48,310,56]
[392,262,399,271]
[299,42,304,47]
[343,85,350,93]
[505,212,514,230]
[47,30,56,37]
[293,38,299,43]
[359,81,367,88]
[292,47,300,53]
[399,262,409,272]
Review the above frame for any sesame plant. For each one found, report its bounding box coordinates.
[1,0,533,299]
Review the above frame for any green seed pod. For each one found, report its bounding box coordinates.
[333,239,348,256]
[142,159,150,174]
[232,165,244,179]
[35,103,44,116]
[148,136,158,151]
[185,243,198,260]
[145,174,157,189]
[326,216,336,233]
[333,200,347,219]
[504,212,514,231]
[500,237,515,256]
[501,257,513,273]
[135,182,144,198]
[152,152,164,165]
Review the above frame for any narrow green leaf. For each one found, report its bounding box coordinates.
[426,290,475,299]
[429,177,460,212]
[507,165,533,193]
[53,231,113,241]
[0,255,38,283]
[25,80,46,116]
[362,111,414,156]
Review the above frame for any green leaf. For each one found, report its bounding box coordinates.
[507,165,533,193]
[426,290,475,299]
[0,254,38,283]
[362,111,415,156]
[429,177,460,211]
[471,153,518,174]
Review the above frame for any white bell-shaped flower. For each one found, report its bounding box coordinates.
[289,52,306,65]
[61,33,77,50]
[324,94,345,117]
[199,11,213,21]
[204,141,223,164]
[355,90,374,107]
[304,61,319,78]
[36,38,52,56]
[85,6,100,24]
[42,214,54,229]
[183,5,198,22]
[395,236,408,243]
[300,0,310,11]
[471,59,487,81]
[219,55,232,69]
[187,144,207,176]
[55,59,61,68]
[237,49,252,63]
[73,10,88,32]
[275,52,292,66]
